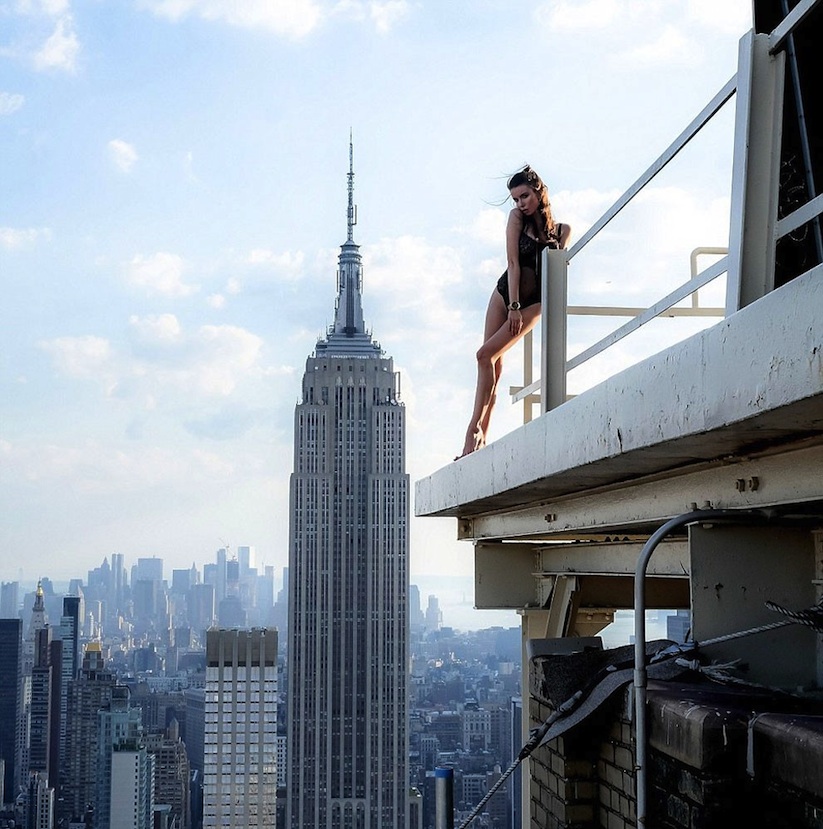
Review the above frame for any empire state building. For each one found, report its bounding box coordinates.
[286,143,409,829]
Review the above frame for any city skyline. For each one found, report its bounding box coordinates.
[2,1,752,627]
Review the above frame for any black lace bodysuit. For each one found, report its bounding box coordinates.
[496,224,561,308]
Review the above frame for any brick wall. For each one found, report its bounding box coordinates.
[528,674,823,829]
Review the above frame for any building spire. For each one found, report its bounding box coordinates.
[347,129,357,243]
[314,133,381,357]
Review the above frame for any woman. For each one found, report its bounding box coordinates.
[458,165,571,459]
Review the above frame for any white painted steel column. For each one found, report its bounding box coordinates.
[725,32,786,314]
[541,248,568,413]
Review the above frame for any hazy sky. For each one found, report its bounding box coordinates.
[1,0,751,629]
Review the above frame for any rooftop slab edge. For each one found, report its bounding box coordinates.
[415,267,823,517]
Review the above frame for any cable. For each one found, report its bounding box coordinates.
[456,691,583,829]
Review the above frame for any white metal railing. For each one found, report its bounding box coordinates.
[508,71,738,419]
[511,6,823,422]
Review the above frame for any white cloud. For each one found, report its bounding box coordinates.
[0,226,51,249]
[247,248,304,272]
[618,25,700,68]
[38,335,114,380]
[108,138,139,173]
[207,293,226,309]
[39,319,272,406]
[14,0,70,15]
[245,249,305,283]
[362,235,469,362]
[0,92,25,115]
[186,324,265,395]
[687,0,751,34]
[138,0,323,39]
[138,0,412,37]
[535,0,624,31]
[369,0,409,33]
[332,0,410,31]
[126,252,199,297]
[128,313,183,344]
[461,207,506,246]
[33,15,79,72]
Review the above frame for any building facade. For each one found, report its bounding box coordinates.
[287,144,410,829]
[203,628,277,829]
[0,619,22,808]
[61,642,117,825]
[145,720,191,829]
[109,744,154,829]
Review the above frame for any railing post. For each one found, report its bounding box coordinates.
[435,767,454,829]
[541,248,568,413]
[725,31,785,314]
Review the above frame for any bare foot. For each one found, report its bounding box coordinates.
[455,428,485,460]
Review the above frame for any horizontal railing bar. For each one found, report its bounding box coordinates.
[769,0,822,54]
[776,192,823,239]
[511,379,541,400]
[568,306,724,318]
[566,76,737,261]
[566,256,729,372]
[509,385,540,404]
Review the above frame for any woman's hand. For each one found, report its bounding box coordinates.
[508,309,523,336]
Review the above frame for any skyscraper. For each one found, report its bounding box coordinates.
[203,628,278,829]
[287,142,410,829]
[61,642,117,825]
[145,720,191,829]
[109,742,154,829]
[58,595,81,793]
[29,626,62,791]
[0,619,22,808]
[97,686,145,829]
[0,581,20,619]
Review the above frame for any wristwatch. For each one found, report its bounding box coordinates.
[508,301,521,311]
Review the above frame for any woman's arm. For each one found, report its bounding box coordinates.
[557,222,572,250]
[505,208,524,308]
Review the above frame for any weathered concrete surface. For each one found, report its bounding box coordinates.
[750,712,823,799]
[647,681,823,784]
[416,266,823,518]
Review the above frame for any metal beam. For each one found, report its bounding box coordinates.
[458,441,823,541]
[768,0,823,54]
[776,192,823,240]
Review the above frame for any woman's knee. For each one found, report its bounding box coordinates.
[475,345,494,364]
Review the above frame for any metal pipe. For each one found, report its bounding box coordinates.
[435,767,454,829]
[633,508,768,829]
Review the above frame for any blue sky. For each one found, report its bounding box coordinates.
[1,0,751,629]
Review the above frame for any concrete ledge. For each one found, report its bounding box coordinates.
[750,713,823,799]
[415,267,823,518]
[646,680,823,785]
[646,683,753,772]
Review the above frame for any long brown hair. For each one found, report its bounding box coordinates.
[507,165,556,240]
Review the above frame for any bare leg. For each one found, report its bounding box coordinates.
[458,295,541,458]
[478,357,504,446]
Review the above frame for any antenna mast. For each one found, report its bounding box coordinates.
[347,130,357,242]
